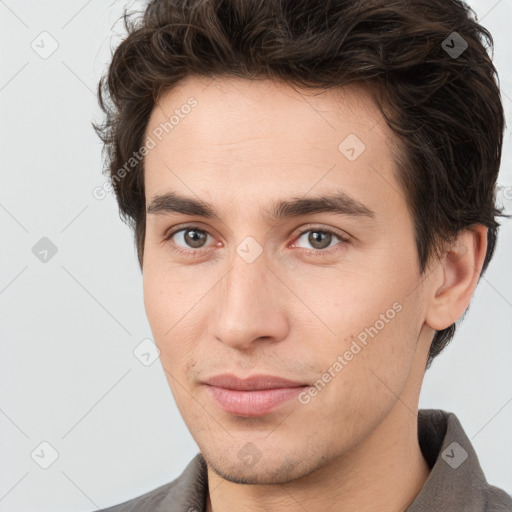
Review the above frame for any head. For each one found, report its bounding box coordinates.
[94,0,505,485]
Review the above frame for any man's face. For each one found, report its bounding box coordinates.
[142,77,432,484]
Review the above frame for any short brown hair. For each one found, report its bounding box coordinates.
[94,0,506,368]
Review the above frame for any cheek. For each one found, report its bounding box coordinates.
[143,252,201,332]
[143,275,201,411]
[302,263,422,398]
[143,269,191,361]
[143,274,168,339]
[142,261,222,383]
[306,300,421,447]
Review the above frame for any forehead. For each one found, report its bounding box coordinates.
[143,76,404,219]
[145,75,388,150]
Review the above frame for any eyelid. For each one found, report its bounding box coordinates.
[163,223,220,255]
[164,223,350,254]
[290,223,349,243]
[288,224,350,255]
[163,222,214,241]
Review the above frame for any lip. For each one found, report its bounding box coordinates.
[202,373,307,390]
[202,373,308,417]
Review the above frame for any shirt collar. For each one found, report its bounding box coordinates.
[158,409,507,512]
[407,409,488,511]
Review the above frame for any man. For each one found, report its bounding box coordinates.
[94,0,512,510]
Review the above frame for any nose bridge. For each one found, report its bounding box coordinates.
[212,245,289,348]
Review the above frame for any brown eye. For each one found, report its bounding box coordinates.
[167,227,212,251]
[307,231,333,250]
[183,229,208,248]
[293,228,346,252]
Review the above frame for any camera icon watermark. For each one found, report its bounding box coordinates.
[32,237,58,263]
[236,236,263,264]
[31,31,59,60]
[237,442,262,468]
[441,441,468,469]
[133,338,161,366]
[497,185,512,215]
[442,32,468,59]
[31,441,59,469]
[338,133,366,162]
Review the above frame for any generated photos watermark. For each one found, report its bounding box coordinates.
[298,301,403,405]
[92,97,198,201]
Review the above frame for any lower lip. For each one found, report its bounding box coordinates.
[203,385,308,417]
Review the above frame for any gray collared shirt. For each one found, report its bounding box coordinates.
[99,409,512,511]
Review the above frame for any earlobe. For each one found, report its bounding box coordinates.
[425,225,488,331]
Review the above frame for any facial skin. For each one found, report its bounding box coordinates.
[142,76,487,512]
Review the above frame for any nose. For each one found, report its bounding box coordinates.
[210,249,290,351]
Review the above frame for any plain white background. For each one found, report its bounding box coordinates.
[0,1,511,510]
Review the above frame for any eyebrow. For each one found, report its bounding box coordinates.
[146,190,375,221]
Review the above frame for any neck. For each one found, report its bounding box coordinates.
[205,402,431,512]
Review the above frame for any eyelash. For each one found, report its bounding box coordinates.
[163,224,350,258]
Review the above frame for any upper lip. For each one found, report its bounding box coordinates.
[203,373,308,391]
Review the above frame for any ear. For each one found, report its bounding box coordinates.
[425,225,488,331]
